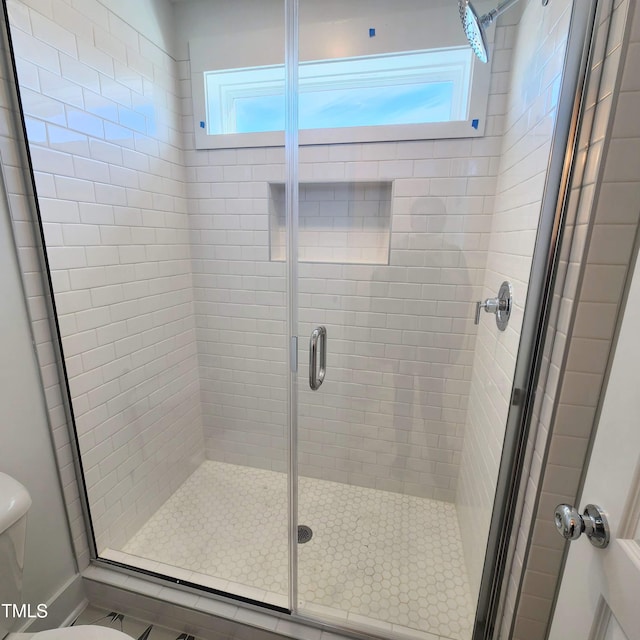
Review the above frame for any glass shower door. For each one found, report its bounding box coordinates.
[292,2,480,634]
[292,0,582,638]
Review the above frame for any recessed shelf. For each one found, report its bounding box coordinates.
[269,181,392,265]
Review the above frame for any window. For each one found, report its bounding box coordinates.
[191,46,490,149]
[205,48,472,136]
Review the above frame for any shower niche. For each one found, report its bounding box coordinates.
[269,181,392,264]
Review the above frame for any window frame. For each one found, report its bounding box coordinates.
[191,45,492,149]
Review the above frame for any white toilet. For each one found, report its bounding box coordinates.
[0,473,132,640]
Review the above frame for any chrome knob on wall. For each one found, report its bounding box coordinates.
[474,281,513,331]
[554,503,610,548]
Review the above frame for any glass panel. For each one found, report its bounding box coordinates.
[230,80,456,132]
[295,0,576,637]
[6,0,289,608]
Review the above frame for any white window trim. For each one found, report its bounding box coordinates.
[191,47,491,149]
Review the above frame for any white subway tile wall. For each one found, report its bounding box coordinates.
[184,141,290,474]
[180,20,525,498]
[6,0,205,553]
[456,0,573,597]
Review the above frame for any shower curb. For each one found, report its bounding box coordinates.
[82,565,428,640]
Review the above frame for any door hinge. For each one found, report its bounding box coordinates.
[290,336,298,373]
[511,387,524,406]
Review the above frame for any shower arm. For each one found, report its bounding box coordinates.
[479,0,521,28]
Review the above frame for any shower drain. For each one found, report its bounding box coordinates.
[297,525,313,543]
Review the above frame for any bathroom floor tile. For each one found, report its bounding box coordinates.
[116,461,474,640]
[73,605,202,640]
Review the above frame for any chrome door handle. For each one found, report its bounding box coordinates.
[309,326,327,390]
[554,503,610,548]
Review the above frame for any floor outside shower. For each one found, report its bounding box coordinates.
[104,461,474,640]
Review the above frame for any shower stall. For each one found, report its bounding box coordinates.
[1,0,597,638]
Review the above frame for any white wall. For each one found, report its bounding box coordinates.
[6,0,205,553]
[0,172,79,617]
[456,0,573,598]
[173,0,486,63]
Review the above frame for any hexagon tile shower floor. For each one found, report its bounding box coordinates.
[106,461,474,639]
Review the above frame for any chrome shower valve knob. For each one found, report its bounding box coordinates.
[474,281,513,330]
[476,296,507,319]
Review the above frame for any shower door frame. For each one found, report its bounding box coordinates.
[284,0,300,615]
[468,2,600,638]
[0,0,604,637]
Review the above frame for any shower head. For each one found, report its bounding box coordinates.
[458,0,524,64]
[459,0,489,63]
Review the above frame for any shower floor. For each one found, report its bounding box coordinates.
[109,461,474,640]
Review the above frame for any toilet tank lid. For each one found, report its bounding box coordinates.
[30,625,134,639]
[0,473,31,533]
